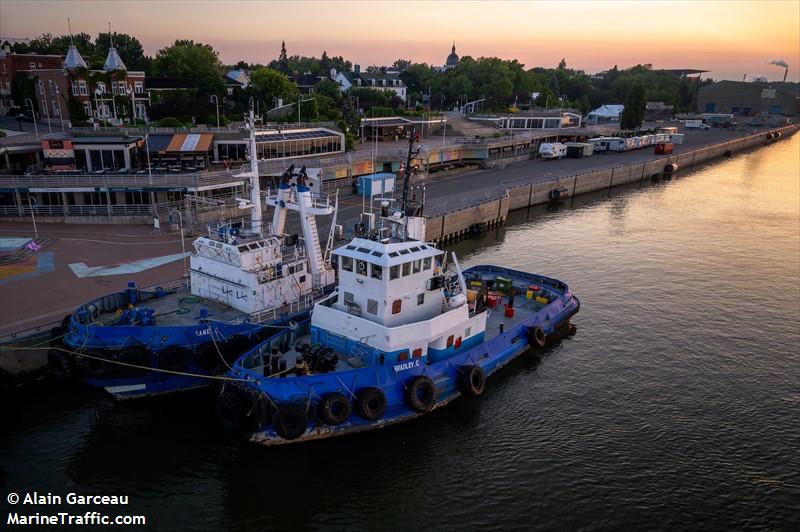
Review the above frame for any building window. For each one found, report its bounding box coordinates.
[367,299,378,315]
[83,101,91,116]
[371,264,383,280]
[392,299,402,314]
[52,100,58,117]
[38,80,44,95]
[78,80,87,95]
[71,80,79,96]
[134,81,143,94]
[341,256,353,272]
[390,265,400,280]
[417,293,425,305]
[96,81,106,94]
[355,259,367,276]
[30,62,36,70]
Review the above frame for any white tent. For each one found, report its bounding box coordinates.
[587,104,624,123]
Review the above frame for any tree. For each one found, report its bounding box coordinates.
[320,50,331,74]
[392,59,411,72]
[620,84,646,129]
[153,40,224,95]
[278,41,289,74]
[249,67,298,108]
[94,32,149,72]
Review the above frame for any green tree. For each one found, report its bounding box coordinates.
[620,84,646,129]
[153,40,224,95]
[250,67,299,107]
[277,41,289,74]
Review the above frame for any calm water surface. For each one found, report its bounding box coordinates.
[2,135,799,530]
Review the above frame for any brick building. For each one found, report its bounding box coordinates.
[0,43,64,114]
[27,43,148,126]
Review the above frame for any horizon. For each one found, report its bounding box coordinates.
[1,0,799,82]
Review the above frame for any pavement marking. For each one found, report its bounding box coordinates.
[0,237,32,251]
[0,252,54,286]
[69,252,190,278]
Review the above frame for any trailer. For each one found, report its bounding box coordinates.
[564,142,594,158]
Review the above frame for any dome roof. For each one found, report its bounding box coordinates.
[446,43,459,67]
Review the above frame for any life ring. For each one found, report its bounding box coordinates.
[405,375,436,413]
[157,345,190,371]
[273,403,308,440]
[355,387,386,420]
[319,392,351,425]
[457,365,486,396]
[214,388,251,435]
[528,326,546,348]
[357,261,367,273]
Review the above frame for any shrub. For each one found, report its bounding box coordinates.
[157,117,183,127]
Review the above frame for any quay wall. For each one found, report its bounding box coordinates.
[427,125,797,246]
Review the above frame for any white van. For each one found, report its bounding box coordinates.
[538,142,567,159]
[685,119,710,130]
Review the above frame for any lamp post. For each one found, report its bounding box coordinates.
[210,95,220,128]
[169,208,187,277]
[28,195,38,239]
[145,132,153,185]
[55,86,65,132]
[25,98,39,139]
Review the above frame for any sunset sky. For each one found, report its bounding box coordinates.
[2,0,798,82]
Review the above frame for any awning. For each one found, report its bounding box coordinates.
[166,133,213,153]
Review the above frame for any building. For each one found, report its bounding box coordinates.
[289,73,326,95]
[645,101,674,121]
[586,104,624,124]
[0,44,64,114]
[26,43,148,126]
[330,65,407,103]
[434,43,460,73]
[697,80,800,116]
[496,111,582,130]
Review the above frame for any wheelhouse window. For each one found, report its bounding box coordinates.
[390,265,400,280]
[402,262,411,276]
[371,264,383,280]
[423,257,432,270]
[356,259,368,276]
[367,299,378,314]
[341,256,353,272]
[417,293,425,305]
[413,259,422,273]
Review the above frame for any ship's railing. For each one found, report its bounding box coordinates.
[235,289,322,326]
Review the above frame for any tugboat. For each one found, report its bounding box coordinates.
[215,131,580,444]
[49,109,338,399]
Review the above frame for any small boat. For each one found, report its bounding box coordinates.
[215,132,580,444]
[49,109,338,400]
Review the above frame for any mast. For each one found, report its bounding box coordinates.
[400,125,417,215]
[248,106,263,235]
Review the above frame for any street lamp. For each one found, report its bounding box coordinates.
[25,98,39,139]
[55,86,65,132]
[169,209,187,277]
[28,195,38,239]
[210,95,220,128]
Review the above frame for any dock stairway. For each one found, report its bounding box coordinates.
[0,238,56,266]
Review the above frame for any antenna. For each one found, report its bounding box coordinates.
[400,125,420,216]
[108,21,114,48]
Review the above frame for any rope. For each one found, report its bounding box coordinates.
[0,345,251,382]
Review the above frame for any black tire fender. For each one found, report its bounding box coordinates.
[405,375,436,413]
[457,365,486,396]
[214,388,251,435]
[528,326,546,348]
[319,392,351,426]
[158,345,190,371]
[273,403,308,440]
[355,387,386,421]
[78,350,112,379]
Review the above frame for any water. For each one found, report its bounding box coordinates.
[2,135,799,531]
